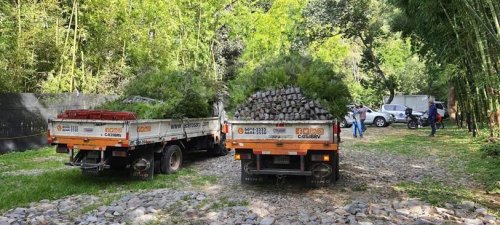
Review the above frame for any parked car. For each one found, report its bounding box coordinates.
[383,95,447,118]
[340,105,395,128]
[380,104,423,123]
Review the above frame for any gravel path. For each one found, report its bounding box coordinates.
[1,127,498,225]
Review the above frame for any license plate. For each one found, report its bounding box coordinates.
[273,156,290,164]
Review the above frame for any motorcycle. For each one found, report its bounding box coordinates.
[405,108,430,129]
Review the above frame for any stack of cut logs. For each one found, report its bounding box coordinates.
[234,87,333,121]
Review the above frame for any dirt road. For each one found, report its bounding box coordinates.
[1,126,497,225]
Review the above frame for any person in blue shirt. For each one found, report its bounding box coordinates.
[428,100,437,137]
[352,105,363,138]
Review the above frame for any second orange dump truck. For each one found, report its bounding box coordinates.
[48,110,227,179]
[225,120,340,187]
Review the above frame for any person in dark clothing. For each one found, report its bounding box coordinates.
[428,100,437,137]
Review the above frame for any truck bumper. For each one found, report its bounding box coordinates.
[65,162,110,170]
[249,169,312,176]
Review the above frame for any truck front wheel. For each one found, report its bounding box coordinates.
[161,145,183,174]
[240,159,264,184]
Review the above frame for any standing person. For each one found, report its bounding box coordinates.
[352,106,363,138]
[428,100,437,137]
[358,104,367,132]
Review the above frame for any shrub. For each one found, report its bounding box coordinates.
[228,53,352,118]
[479,142,500,158]
[100,69,216,119]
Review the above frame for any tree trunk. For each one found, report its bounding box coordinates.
[385,88,395,104]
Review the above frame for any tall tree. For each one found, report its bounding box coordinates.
[303,0,399,103]
[391,0,500,137]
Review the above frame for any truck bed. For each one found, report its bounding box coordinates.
[49,117,221,150]
[227,120,340,186]
[226,120,339,155]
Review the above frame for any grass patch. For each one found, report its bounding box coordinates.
[0,147,218,213]
[396,178,499,215]
[190,175,218,187]
[211,196,249,210]
[351,123,500,193]
[351,182,368,192]
[396,178,475,206]
[0,147,66,173]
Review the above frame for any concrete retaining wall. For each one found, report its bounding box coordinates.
[0,93,117,153]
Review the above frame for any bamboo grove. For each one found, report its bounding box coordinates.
[1,0,498,136]
[392,0,500,137]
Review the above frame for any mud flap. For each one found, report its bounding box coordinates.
[241,159,266,184]
[130,149,154,180]
[305,162,335,188]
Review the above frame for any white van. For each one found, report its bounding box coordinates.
[383,95,447,118]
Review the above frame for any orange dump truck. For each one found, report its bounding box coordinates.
[48,110,227,179]
[225,120,340,187]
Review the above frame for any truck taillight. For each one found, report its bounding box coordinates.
[126,132,129,140]
[311,154,330,162]
[333,121,340,134]
[333,121,341,143]
[235,153,251,160]
[223,124,229,134]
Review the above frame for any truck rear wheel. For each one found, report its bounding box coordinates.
[160,145,183,174]
[306,162,335,187]
[241,159,264,184]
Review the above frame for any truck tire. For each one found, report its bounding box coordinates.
[160,145,183,174]
[240,159,264,184]
[306,161,335,188]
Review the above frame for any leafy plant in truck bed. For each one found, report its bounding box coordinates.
[100,70,216,119]
[228,54,351,118]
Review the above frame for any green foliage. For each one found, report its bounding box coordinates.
[102,70,215,119]
[390,0,500,136]
[101,101,173,119]
[303,0,428,105]
[480,143,500,158]
[229,54,351,117]
[0,0,234,94]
